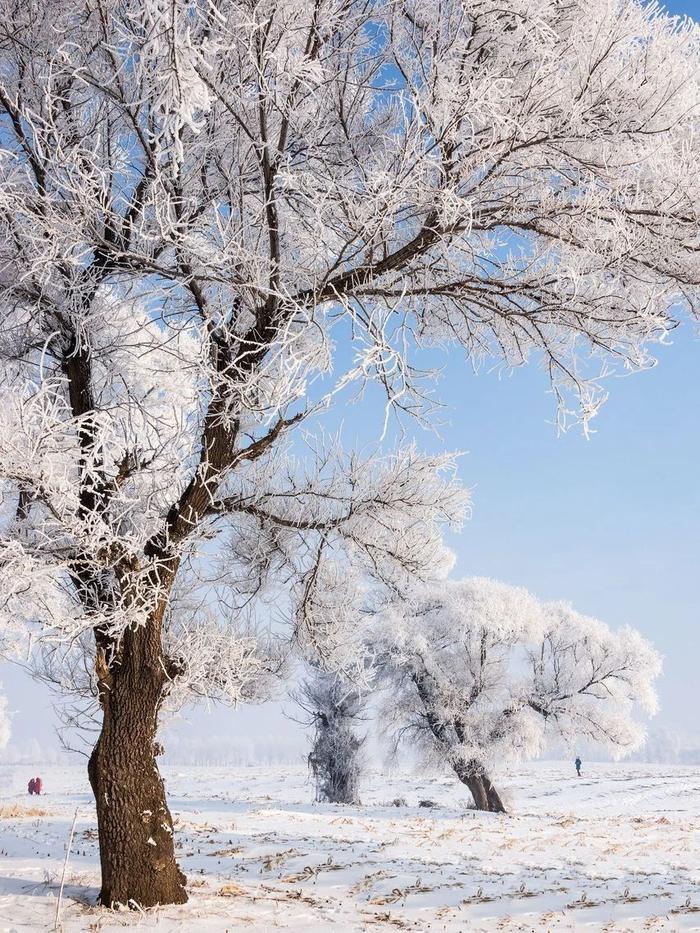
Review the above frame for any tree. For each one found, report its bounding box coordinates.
[294,665,368,804]
[0,0,696,908]
[637,727,682,764]
[376,578,662,811]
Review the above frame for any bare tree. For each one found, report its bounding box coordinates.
[377,578,662,812]
[0,0,696,908]
[294,666,367,804]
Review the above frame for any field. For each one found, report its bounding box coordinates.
[0,762,698,931]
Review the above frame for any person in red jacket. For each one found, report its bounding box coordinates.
[33,776,42,795]
[27,778,36,795]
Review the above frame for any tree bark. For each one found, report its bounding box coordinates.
[481,771,506,813]
[88,624,187,908]
[454,758,506,813]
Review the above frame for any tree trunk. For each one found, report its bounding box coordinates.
[481,771,506,813]
[461,771,489,810]
[309,718,362,805]
[88,624,187,908]
[410,671,506,814]
[454,758,506,813]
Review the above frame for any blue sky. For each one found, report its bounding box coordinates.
[669,0,699,12]
[1,0,698,762]
[435,326,699,737]
[666,0,699,11]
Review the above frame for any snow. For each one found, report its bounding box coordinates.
[0,761,698,930]
[377,577,662,778]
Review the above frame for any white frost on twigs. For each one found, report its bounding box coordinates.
[376,577,662,774]
[0,0,692,727]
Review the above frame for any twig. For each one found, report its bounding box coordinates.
[54,807,79,932]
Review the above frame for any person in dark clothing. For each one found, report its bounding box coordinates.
[27,778,36,795]
[575,757,582,777]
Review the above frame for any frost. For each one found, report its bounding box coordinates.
[293,666,367,804]
[376,577,663,808]
[0,0,693,882]
[130,1,214,167]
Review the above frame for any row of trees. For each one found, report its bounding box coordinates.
[0,0,697,910]
[299,577,661,812]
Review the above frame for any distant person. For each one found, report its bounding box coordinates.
[27,778,36,795]
[575,757,582,777]
[34,776,42,795]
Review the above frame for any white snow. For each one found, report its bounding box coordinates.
[0,761,698,930]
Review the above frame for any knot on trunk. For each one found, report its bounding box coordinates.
[95,647,114,696]
[163,654,186,681]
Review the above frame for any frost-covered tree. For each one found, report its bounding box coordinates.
[294,666,368,804]
[377,578,661,811]
[637,727,682,764]
[0,0,696,909]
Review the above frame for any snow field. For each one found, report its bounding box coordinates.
[0,761,698,931]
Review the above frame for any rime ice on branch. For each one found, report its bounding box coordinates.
[0,0,695,908]
[376,578,662,811]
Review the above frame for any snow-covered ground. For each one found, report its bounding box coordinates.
[0,761,698,931]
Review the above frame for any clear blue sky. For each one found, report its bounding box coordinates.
[669,0,699,11]
[437,328,699,738]
[665,0,699,10]
[1,0,698,762]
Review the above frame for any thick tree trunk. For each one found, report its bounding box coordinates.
[481,772,506,813]
[88,625,187,908]
[309,719,362,805]
[309,742,361,804]
[454,758,506,813]
[461,771,489,810]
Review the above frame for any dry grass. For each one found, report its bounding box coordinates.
[218,882,249,898]
[0,803,50,818]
